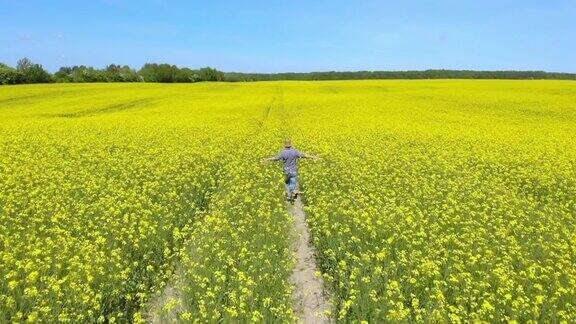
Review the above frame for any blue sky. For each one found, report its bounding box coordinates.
[1,0,575,73]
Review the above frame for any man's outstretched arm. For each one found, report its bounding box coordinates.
[298,151,321,159]
[262,155,281,164]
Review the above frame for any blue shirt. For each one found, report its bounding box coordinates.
[274,147,305,174]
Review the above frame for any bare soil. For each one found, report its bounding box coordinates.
[146,269,187,323]
[289,197,332,323]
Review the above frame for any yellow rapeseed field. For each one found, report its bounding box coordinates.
[1,80,575,322]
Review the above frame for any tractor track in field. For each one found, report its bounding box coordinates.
[271,84,331,322]
[289,197,332,323]
[148,86,332,322]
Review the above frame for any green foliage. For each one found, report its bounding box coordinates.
[174,68,200,83]
[198,67,224,82]
[16,58,33,71]
[2,58,576,86]
[138,64,223,83]
[138,63,179,83]
[105,64,140,82]
[0,64,24,85]
[53,66,73,82]
[223,69,576,81]
[15,58,51,83]
[55,66,106,83]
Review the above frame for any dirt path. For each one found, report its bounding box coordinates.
[290,197,332,323]
[146,267,187,323]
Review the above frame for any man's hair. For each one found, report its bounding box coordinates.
[284,138,292,147]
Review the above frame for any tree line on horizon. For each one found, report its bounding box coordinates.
[227,70,576,81]
[0,58,224,85]
[1,57,575,85]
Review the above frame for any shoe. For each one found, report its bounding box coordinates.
[293,190,299,200]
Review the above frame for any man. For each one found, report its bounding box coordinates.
[263,139,320,203]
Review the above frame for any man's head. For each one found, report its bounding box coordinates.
[284,138,292,148]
